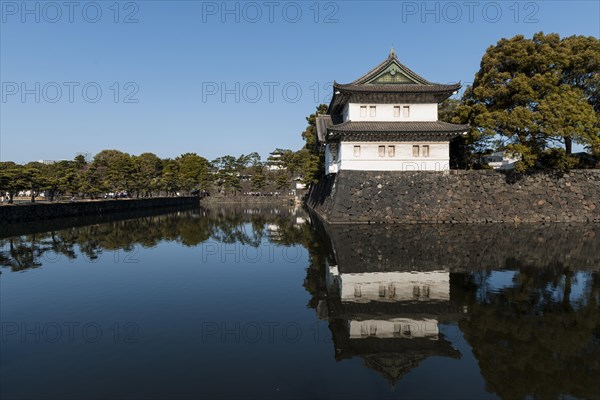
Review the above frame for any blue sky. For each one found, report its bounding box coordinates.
[1,0,599,163]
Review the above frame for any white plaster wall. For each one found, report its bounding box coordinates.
[339,142,450,171]
[348,103,437,121]
[348,318,439,339]
[336,270,451,302]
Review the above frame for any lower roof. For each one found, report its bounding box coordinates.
[326,121,469,142]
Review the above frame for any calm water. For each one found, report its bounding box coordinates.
[1,205,599,400]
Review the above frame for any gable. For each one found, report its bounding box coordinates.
[366,62,421,85]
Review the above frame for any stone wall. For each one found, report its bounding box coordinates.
[323,223,600,272]
[0,197,199,224]
[307,170,600,223]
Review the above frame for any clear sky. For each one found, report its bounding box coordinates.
[1,0,599,163]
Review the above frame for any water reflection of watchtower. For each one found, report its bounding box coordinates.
[316,224,465,387]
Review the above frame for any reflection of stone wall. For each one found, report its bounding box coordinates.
[325,223,600,272]
[308,170,600,223]
[0,204,199,238]
[0,197,198,223]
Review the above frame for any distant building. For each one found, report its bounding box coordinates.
[36,159,68,165]
[266,148,288,171]
[481,151,520,170]
[317,49,469,173]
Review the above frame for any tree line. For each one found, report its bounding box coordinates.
[0,148,320,203]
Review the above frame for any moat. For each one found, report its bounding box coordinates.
[1,205,599,399]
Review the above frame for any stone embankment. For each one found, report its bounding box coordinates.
[307,170,600,223]
[0,197,199,223]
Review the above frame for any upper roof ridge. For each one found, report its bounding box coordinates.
[347,51,433,86]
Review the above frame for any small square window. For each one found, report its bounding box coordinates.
[403,105,410,118]
[412,145,420,157]
[369,106,376,117]
[393,106,400,117]
[354,286,362,297]
[353,145,361,157]
[360,106,367,117]
[369,324,377,336]
[422,285,430,298]
[413,285,420,297]
[388,145,395,157]
[422,145,430,157]
[378,145,386,157]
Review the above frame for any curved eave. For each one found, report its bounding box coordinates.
[325,121,469,141]
[333,82,462,94]
[328,121,469,133]
[326,132,467,142]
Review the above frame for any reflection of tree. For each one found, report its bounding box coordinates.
[0,205,314,272]
[458,268,600,400]
[302,220,600,396]
[206,208,266,247]
[0,236,43,271]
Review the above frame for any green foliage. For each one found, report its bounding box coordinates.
[89,150,128,193]
[250,165,267,191]
[133,152,163,196]
[302,104,328,152]
[437,98,460,123]
[296,149,322,185]
[274,171,289,191]
[22,162,45,202]
[537,148,580,172]
[299,105,328,184]
[279,150,299,175]
[458,32,600,171]
[440,98,481,169]
[176,153,210,194]
[161,159,180,195]
[211,155,241,195]
[0,162,24,203]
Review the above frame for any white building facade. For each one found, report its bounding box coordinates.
[317,50,469,173]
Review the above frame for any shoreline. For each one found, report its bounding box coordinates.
[0,195,307,224]
[0,197,199,224]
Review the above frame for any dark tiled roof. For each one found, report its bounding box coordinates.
[329,121,469,133]
[327,51,462,114]
[334,82,461,93]
[326,121,468,142]
[329,121,469,132]
[316,114,333,143]
[336,51,461,94]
